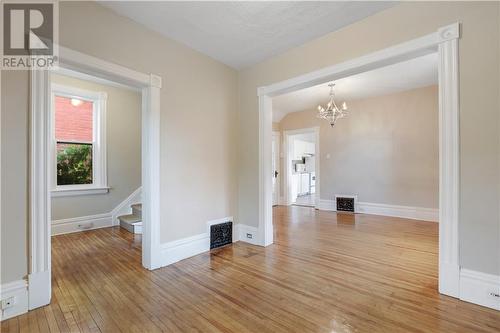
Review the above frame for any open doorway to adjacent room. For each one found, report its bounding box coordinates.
[269,51,446,295]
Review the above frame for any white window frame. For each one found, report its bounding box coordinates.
[50,83,108,197]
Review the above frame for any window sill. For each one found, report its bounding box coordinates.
[51,186,110,197]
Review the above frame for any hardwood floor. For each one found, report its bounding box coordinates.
[3,206,500,332]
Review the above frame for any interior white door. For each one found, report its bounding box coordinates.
[272,133,279,206]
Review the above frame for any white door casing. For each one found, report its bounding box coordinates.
[272,131,280,205]
[29,46,163,310]
[257,23,460,298]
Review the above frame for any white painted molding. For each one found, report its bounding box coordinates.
[206,216,234,230]
[437,23,460,42]
[158,221,261,267]
[317,199,439,222]
[58,46,150,87]
[160,217,237,267]
[27,271,50,311]
[141,84,162,270]
[111,187,142,225]
[257,23,459,98]
[50,187,141,235]
[161,233,210,266]
[318,199,336,211]
[460,269,500,310]
[258,95,274,247]
[29,68,52,310]
[30,45,163,319]
[257,22,460,298]
[357,202,438,222]
[150,74,162,89]
[438,24,460,298]
[0,280,28,321]
[272,131,281,206]
[53,67,141,92]
[51,213,113,236]
[51,186,110,197]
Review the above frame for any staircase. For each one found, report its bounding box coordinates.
[118,203,142,234]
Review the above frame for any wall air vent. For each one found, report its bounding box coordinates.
[210,221,233,249]
[335,195,357,213]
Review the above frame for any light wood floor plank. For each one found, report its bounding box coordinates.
[2,206,500,332]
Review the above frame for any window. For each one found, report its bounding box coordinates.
[51,84,108,196]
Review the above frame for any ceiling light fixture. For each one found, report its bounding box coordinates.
[317,83,347,127]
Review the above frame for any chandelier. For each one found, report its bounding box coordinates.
[317,83,348,127]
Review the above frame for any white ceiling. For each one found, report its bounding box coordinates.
[100,1,394,69]
[272,53,438,122]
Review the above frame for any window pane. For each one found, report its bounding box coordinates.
[56,143,93,185]
[54,95,93,143]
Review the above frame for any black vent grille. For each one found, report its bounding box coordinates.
[336,197,355,213]
[210,222,232,249]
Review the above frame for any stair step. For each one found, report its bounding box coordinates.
[131,203,142,219]
[119,214,142,234]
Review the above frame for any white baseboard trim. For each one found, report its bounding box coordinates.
[460,269,500,310]
[28,271,51,310]
[317,199,438,222]
[51,213,113,235]
[51,187,142,235]
[161,233,210,266]
[111,187,142,225]
[160,216,237,267]
[206,216,239,243]
[0,280,28,321]
[318,199,336,211]
[439,263,460,298]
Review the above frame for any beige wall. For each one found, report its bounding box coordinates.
[238,2,500,275]
[50,74,141,220]
[1,71,29,284]
[1,1,499,285]
[1,2,239,284]
[278,86,439,208]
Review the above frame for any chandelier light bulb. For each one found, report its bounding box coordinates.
[316,82,348,127]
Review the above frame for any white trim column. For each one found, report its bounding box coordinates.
[438,23,460,297]
[29,69,52,309]
[259,95,273,246]
[141,74,162,269]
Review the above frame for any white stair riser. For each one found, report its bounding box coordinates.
[120,220,142,234]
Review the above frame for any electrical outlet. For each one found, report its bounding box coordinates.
[1,296,15,310]
[246,233,253,239]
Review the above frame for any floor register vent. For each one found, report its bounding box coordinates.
[210,221,233,249]
[335,195,357,213]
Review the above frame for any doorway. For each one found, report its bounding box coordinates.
[257,23,460,298]
[29,46,162,310]
[283,127,319,208]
